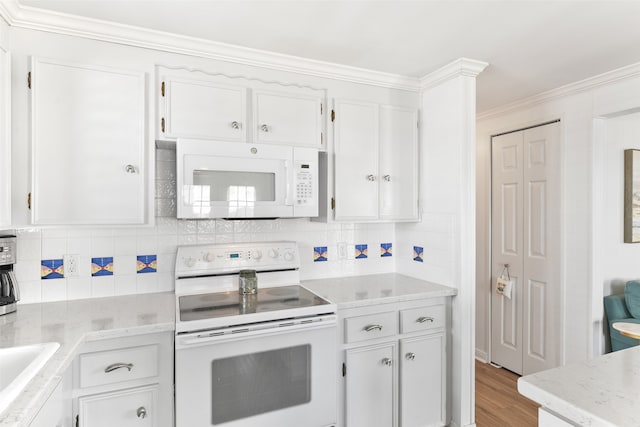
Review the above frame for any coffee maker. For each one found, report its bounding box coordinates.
[0,235,19,316]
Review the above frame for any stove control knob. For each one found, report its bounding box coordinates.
[204,252,215,262]
[284,251,294,262]
[185,257,196,268]
[268,248,279,259]
[252,250,263,260]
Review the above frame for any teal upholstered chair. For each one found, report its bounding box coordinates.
[604,280,640,351]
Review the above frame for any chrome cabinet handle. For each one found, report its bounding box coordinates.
[382,357,393,366]
[104,362,134,373]
[364,324,383,332]
[417,316,434,323]
[124,165,137,174]
[383,174,391,182]
[366,174,376,181]
[231,121,241,129]
[406,352,416,361]
[260,124,269,132]
[136,406,147,419]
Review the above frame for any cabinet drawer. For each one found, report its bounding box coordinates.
[78,384,158,427]
[400,305,445,334]
[344,311,397,343]
[79,344,159,388]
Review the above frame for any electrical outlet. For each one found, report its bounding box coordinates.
[63,254,79,277]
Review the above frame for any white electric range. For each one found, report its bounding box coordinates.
[174,241,337,427]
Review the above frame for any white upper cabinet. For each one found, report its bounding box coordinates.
[253,90,323,147]
[156,67,325,149]
[379,105,419,220]
[31,57,146,225]
[334,99,380,221]
[0,42,10,228]
[159,74,247,142]
[333,99,419,222]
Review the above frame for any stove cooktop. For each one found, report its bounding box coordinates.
[178,285,331,322]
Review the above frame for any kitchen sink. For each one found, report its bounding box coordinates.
[0,342,60,414]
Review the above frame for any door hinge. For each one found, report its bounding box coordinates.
[331,109,335,122]
[27,192,31,210]
[320,103,323,115]
[75,414,79,427]
[161,81,165,97]
[342,362,346,377]
[321,132,323,145]
[27,72,31,89]
[331,197,335,210]
[161,117,165,133]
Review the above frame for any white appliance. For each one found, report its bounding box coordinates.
[174,241,337,427]
[176,139,318,219]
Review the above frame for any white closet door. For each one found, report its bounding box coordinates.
[491,121,560,375]
[491,130,525,374]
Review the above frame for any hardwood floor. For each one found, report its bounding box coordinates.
[475,360,539,427]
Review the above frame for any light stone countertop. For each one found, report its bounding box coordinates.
[518,346,640,426]
[0,292,175,427]
[302,273,457,308]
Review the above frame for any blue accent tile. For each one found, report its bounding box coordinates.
[137,255,157,274]
[313,246,327,262]
[91,257,114,277]
[41,259,64,279]
[413,246,424,262]
[355,244,368,259]
[381,243,393,257]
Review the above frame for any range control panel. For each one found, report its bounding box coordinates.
[175,241,300,278]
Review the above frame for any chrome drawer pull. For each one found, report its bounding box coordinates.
[104,362,134,373]
[364,324,383,332]
[417,316,434,323]
[382,357,393,366]
[137,406,147,419]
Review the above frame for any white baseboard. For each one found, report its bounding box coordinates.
[475,349,488,363]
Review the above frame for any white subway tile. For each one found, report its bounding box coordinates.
[42,279,67,302]
[91,276,115,298]
[114,275,137,296]
[16,280,42,304]
[66,277,91,300]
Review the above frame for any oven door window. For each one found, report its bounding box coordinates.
[194,170,276,203]
[211,344,311,424]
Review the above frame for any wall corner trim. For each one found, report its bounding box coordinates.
[419,57,489,91]
[0,0,423,91]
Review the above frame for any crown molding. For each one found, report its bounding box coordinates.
[420,57,489,91]
[0,0,422,91]
[477,61,640,121]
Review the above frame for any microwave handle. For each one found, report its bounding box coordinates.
[284,160,292,206]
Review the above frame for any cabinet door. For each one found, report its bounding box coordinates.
[77,385,157,427]
[400,334,445,427]
[345,342,396,427]
[379,105,419,220]
[333,99,379,220]
[161,77,246,141]
[253,90,322,147]
[31,58,145,225]
[0,45,9,227]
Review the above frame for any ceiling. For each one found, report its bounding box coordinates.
[17,0,640,112]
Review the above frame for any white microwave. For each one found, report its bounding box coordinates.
[176,139,318,219]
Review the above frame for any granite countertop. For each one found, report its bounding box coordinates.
[303,273,457,308]
[0,292,175,427]
[518,346,640,426]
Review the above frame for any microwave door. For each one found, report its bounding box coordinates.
[180,154,292,218]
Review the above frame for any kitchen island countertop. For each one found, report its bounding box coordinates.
[0,292,175,427]
[303,273,457,308]
[518,345,640,426]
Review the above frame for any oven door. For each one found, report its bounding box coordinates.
[177,139,294,219]
[175,317,337,427]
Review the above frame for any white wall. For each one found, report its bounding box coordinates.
[476,63,640,364]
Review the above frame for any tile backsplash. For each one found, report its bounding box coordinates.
[7,148,396,304]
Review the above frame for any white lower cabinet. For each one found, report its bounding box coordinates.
[345,342,396,427]
[29,368,72,427]
[340,299,448,427]
[71,332,173,427]
[77,385,157,427]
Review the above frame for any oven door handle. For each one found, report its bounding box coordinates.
[177,315,336,348]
